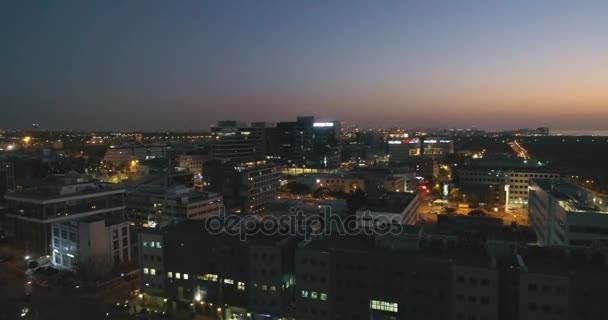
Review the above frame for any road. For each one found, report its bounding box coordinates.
[0,245,136,320]
[509,140,530,159]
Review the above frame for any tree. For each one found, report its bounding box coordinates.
[312,187,332,199]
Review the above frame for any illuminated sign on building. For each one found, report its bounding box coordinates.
[313,122,334,128]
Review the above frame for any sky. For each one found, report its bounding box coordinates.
[1,0,608,131]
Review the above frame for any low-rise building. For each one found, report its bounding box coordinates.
[4,174,125,255]
[124,184,223,226]
[357,192,420,226]
[103,144,167,166]
[528,180,608,247]
[51,216,131,270]
[458,158,560,206]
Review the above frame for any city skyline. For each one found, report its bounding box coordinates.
[2,0,608,130]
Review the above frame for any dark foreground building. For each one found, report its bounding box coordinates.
[139,220,608,320]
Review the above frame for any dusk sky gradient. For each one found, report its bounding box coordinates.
[2,0,608,130]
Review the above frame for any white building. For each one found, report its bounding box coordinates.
[528,180,608,247]
[176,154,208,175]
[459,159,559,206]
[124,184,223,226]
[51,216,131,270]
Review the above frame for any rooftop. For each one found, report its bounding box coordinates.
[532,180,608,214]
[4,174,124,203]
[126,184,221,203]
[360,192,417,213]
[463,158,555,171]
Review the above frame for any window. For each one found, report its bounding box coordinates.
[370,300,398,313]
[238,282,245,291]
[301,290,309,298]
[320,293,327,301]
[261,285,267,291]
[150,269,156,276]
[155,241,162,248]
[176,273,181,279]
[122,238,128,246]
[112,230,118,239]
[143,268,149,274]
[200,274,218,282]
[113,240,119,250]
[121,227,127,236]
[143,241,149,247]
[167,272,173,278]
[270,286,276,291]
[183,274,189,280]
[224,279,234,285]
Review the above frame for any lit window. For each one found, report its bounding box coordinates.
[143,241,149,247]
[224,279,234,284]
[150,269,156,276]
[311,291,318,299]
[320,293,327,301]
[167,272,173,278]
[370,300,398,313]
[238,282,245,291]
[261,285,267,291]
[155,241,162,248]
[183,274,189,280]
[301,290,309,298]
[201,274,218,282]
[143,268,149,274]
[176,273,181,279]
[270,286,276,291]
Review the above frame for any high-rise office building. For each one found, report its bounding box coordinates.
[211,121,266,162]
[277,116,342,169]
[204,161,280,214]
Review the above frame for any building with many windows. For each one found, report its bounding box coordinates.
[138,220,296,320]
[4,174,126,255]
[103,144,167,166]
[204,161,280,214]
[211,121,267,162]
[277,116,342,169]
[138,219,608,320]
[528,180,608,247]
[123,184,223,227]
[51,216,131,270]
[458,158,560,206]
